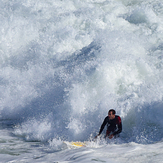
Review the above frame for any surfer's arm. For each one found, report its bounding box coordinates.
[98,117,108,135]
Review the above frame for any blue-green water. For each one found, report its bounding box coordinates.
[1,0,163,162]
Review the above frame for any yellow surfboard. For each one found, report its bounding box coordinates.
[71,141,86,147]
[64,141,86,147]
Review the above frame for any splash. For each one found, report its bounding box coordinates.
[0,0,163,144]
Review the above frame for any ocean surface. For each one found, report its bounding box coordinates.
[1,0,163,162]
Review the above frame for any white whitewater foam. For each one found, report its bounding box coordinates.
[0,0,163,162]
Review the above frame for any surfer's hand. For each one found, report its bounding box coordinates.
[109,134,114,139]
[95,134,100,139]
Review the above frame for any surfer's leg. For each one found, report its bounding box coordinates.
[105,130,111,138]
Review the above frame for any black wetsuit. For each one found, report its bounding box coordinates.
[99,115,122,137]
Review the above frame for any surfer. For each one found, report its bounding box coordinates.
[95,109,122,139]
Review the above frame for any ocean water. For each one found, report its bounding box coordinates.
[1,0,163,162]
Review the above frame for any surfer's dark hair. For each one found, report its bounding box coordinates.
[108,109,116,115]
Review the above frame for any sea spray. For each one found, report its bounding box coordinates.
[0,0,163,162]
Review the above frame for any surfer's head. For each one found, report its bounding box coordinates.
[108,109,116,120]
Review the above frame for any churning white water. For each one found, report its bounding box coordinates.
[1,0,163,162]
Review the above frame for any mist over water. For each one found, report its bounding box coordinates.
[1,0,163,162]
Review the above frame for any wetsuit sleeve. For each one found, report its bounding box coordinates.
[113,116,122,136]
[99,117,108,135]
